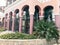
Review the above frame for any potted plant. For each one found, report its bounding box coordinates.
[33,20,59,45]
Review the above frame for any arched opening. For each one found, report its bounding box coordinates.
[43,6,54,21]
[9,12,12,30]
[14,9,19,31]
[34,5,40,22]
[33,5,41,31]
[2,17,4,27]
[22,5,30,34]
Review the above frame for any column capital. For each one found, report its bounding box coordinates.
[29,10,34,15]
[12,12,16,19]
[19,11,23,17]
[29,6,34,15]
[40,9,44,16]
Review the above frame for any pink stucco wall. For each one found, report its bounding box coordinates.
[5,0,59,15]
[55,15,60,29]
[4,0,60,34]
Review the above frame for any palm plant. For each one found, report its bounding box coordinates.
[33,20,59,45]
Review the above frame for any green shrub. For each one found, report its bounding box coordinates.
[0,27,5,32]
[33,20,59,41]
[0,32,36,39]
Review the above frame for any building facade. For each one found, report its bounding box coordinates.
[4,0,60,34]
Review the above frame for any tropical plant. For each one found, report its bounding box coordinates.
[33,20,59,44]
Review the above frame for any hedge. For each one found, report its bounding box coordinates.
[0,32,36,39]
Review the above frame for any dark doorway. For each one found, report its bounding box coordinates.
[33,5,41,31]
[43,6,54,21]
[22,5,30,34]
[9,12,12,30]
[14,9,19,32]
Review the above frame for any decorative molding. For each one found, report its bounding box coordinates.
[4,0,26,12]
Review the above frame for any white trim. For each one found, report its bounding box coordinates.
[54,14,60,16]
[4,0,26,13]
[39,16,44,17]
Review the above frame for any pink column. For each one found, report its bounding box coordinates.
[7,17,10,30]
[12,18,14,32]
[4,17,6,29]
[12,13,15,32]
[55,15,60,30]
[19,11,23,33]
[4,14,8,30]
[19,17,22,33]
[30,14,34,34]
